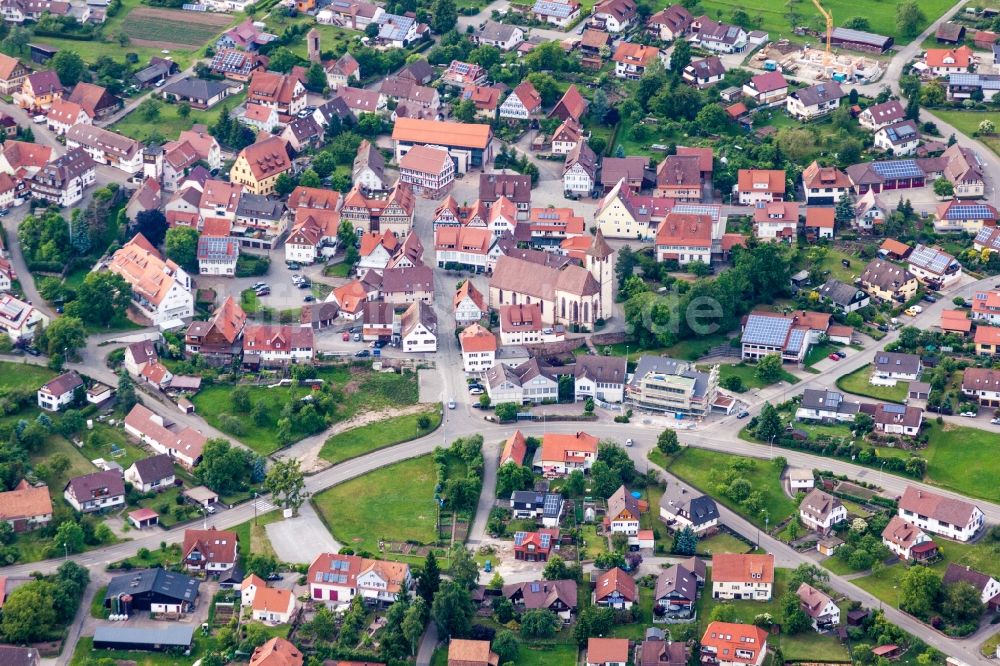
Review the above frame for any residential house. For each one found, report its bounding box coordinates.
[942,143,985,197]
[249,638,303,666]
[656,211,714,263]
[799,488,847,533]
[124,454,176,493]
[460,84,502,120]
[485,358,559,404]
[655,563,698,614]
[380,75,440,113]
[740,310,830,364]
[606,484,641,535]
[882,515,938,561]
[242,324,314,365]
[564,140,598,195]
[374,13,425,49]
[801,161,851,205]
[184,296,247,363]
[510,490,564,527]
[574,355,626,403]
[500,431,528,467]
[229,136,292,196]
[551,119,583,155]
[804,207,835,240]
[601,156,649,192]
[795,389,860,422]
[859,259,918,302]
[742,71,788,105]
[67,82,119,119]
[935,199,999,233]
[232,193,286,250]
[499,81,542,120]
[594,568,637,609]
[17,70,62,110]
[382,264,434,304]
[971,290,1000,325]
[216,18,273,51]
[285,208,341,264]
[398,144,455,198]
[940,309,972,336]
[109,233,193,325]
[241,575,296,624]
[639,632,688,666]
[0,479,52,532]
[162,77,236,110]
[539,431,598,476]
[308,552,412,604]
[46,99,90,135]
[907,243,962,289]
[816,279,870,313]
[529,206,585,246]
[962,367,1000,408]
[531,0,581,27]
[353,139,386,192]
[924,46,974,77]
[682,57,726,89]
[593,0,636,32]
[513,528,559,562]
[333,86,386,116]
[587,638,630,666]
[859,100,906,131]
[400,300,437,352]
[0,294,49,344]
[647,4,693,41]
[454,280,486,324]
[183,527,238,572]
[247,69,306,118]
[0,53,27,96]
[29,147,96,207]
[459,322,495,373]
[64,470,126,513]
[197,234,239,277]
[392,117,493,173]
[497,302,544,346]
[711,553,774,600]
[124,404,207,468]
[864,402,924,437]
[503,579,577,621]
[797,583,840,630]
[65,124,143,174]
[447,640,499,666]
[654,154,703,200]
[612,42,662,80]
[693,16,748,53]
[736,169,785,204]
[975,325,1000,356]
[548,84,588,123]
[281,116,323,153]
[659,484,719,533]
[752,201,799,241]
[36,371,83,411]
[475,21,524,50]
[786,81,844,120]
[626,356,719,417]
[873,119,920,156]
[942,563,1000,606]
[324,52,359,89]
[126,177,162,222]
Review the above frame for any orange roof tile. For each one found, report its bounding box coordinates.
[459,323,497,353]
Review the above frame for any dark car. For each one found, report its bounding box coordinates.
[266,573,282,581]
[736,409,749,419]
[355,350,370,358]
[25,347,40,357]
[374,339,388,348]
[304,294,315,302]
[298,281,312,289]
[835,351,847,358]
[877,324,889,332]
[922,294,937,303]
[287,262,301,270]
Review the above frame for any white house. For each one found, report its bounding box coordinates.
[881,515,935,561]
[788,468,814,491]
[197,235,239,276]
[308,552,412,605]
[454,280,485,324]
[241,574,297,624]
[109,234,194,326]
[606,485,640,535]
[898,486,984,542]
[871,352,921,386]
[574,355,626,404]
[798,489,848,533]
[123,404,207,469]
[63,471,126,513]
[459,323,496,374]
[785,82,844,121]
[123,454,176,493]
[243,324,315,365]
[401,301,437,353]
[499,81,541,120]
[943,563,1000,606]
[564,142,597,195]
[873,120,920,156]
[36,371,83,412]
[797,583,840,631]
[710,553,774,601]
[0,294,47,343]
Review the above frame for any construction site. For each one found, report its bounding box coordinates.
[748,43,885,84]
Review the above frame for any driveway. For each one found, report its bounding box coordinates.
[265,501,341,564]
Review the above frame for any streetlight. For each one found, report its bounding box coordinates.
[63,541,68,560]
[878,460,886,490]
[253,492,258,525]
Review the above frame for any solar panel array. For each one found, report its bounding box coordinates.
[513,531,527,546]
[786,328,807,354]
[944,203,996,220]
[885,123,916,143]
[0,299,26,320]
[538,212,560,220]
[543,493,562,516]
[539,532,551,549]
[909,244,955,273]
[741,314,792,346]
[871,160,923,179]
[882,403,906,414]
[673,203,721,223]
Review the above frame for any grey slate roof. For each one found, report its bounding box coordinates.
[799,389,860,416]
[105,568,200,604]
[162,77,230,101]
[128,454,174,485]
[93,625,195,648]
[654,563,698,602]
[659,485,719,527]
[629,356,711,399]
[817,278,867,308]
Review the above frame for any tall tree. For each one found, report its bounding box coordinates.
[657,428,680,455]
[449,546,479,590]
[165,227,200,272]
[52,50,85,86]
[896,0,925,38]
[417,551,440,602]
[431,0,457,33]
[755,402,783,443]
[264,459,306,513]
[42,316,86,360]
[65,272,131,327]
[431,580,474,638]
[135,209,168,247]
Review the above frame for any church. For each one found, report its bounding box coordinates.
[488,231,613,327]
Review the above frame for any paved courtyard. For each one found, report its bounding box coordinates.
[265,502,341,564]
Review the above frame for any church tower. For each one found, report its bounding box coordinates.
[585,229,613,321]
[307,28,321,63]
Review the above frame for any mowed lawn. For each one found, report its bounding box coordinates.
[921,423,1000,502]
[319,408,441,464]
[835,364,908,403]
[191,366,419,454]
[312,455,439,552]
[931,110,1000,158]
[661,448,798,528]
[0,360,55,389]
[716,362,798,389]
[690,0,952,41]
[111,92,247,143]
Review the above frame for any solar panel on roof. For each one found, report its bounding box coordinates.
[872,160,923,179]
[883,403,906,414]
[513,532,526,546]
[543,494,561,515]
[539,533,551,549]
[947,204,995,219]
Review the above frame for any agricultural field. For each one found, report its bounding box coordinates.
[931,109,1000,157]
[121,6,233,50]
[688,0,953,42]
[921,423,1000,502]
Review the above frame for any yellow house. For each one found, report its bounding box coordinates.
[594,178,653,240]
[975,326,1000,356]
[19,71,62,110]
[859,259,918,303]
[229,136,292,196]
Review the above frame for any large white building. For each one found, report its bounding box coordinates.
[898,486,984,542]
[710,554,774,601]
[108,234,194,326]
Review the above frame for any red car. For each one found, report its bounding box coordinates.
[828,353,841,361]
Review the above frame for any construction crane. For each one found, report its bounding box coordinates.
[811,0,833,68]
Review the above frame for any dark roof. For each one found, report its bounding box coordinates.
[399,59,435,83]
[479,172,532,204]
[799,389,860,416]
[128,454,175,484]
[41,370,83,396]
[93,625,194,649]
[236,193,284,221]
[817,278,867,307]
[654,563,697,602]
[942,562,995,592]
[0,647,39,666]
[659,484,719,526]
[873,351,921,375]
[502,579,577,610]
[574,354,627,385]
[686,56,725,79]
[162,77,231,101]
[792,81,844,107]
[65,469,125,500]
[105,568,200,603]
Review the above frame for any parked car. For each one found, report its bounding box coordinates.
[447,399,456,409]
[342,331,350,341]
[298,281,312,289]
[355,350,370,358]
[255,287,270,296]
[25,347,40,357]
[374,340,388,348]
[991,418,1000,425]
[32,115,45,124]
[835,351,847,358]
[252,282,268,290]
[960,411,977,417]
[287,262,301,270]
[353,333,361,342]
[266,573,282,581]
[922,294,938,303]
[469,387,484,395]
[736,410,749,419]
[303,294,315,302]
[625,438,634,447]
[904,305,923,316]
[828,353,840,361]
